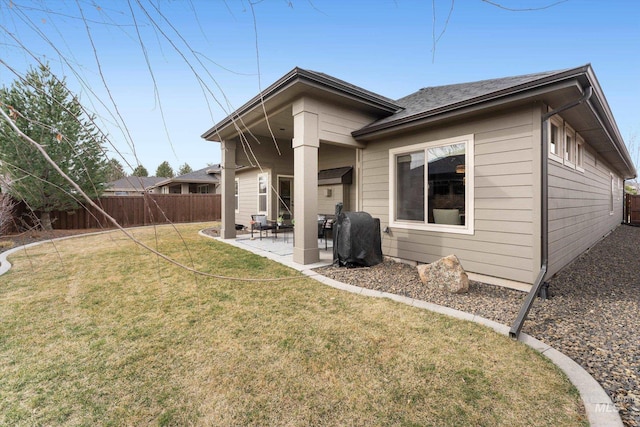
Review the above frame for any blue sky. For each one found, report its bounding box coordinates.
[1,0,639,174]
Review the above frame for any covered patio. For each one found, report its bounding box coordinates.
[221,231,335,270]
[202,68,399,265]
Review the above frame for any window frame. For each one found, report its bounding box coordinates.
[563,123,576,168]
[234,178,240,213]
[548,116,564,163]
[257,172,268,214]
[575,134,585,172]
[389,134,474,235]
[610,173,615,215]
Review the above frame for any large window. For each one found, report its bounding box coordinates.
[257,173,268,214]
[390,135,474,234]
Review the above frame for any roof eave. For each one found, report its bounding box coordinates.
[201,67,401,141]
[583,67,636,178]
[353,65,592,138]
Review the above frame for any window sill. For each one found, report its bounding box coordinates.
[390,221,474,235]
[549,153,563,163]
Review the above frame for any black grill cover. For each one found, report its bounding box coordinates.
[332,210,383,267]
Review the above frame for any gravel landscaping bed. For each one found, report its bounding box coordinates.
[315,224,640,427]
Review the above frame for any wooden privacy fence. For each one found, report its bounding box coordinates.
[40,194,221,230]
[625,193,640,226]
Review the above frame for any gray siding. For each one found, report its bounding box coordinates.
[362,105,541,284]
[235,168,264,228]
[547,141,623,277]
[318,144,356,214]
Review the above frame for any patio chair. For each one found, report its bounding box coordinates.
[250,214,276,240]
[318,214,335,250]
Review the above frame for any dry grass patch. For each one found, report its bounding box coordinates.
[0,223,586,426]
[0,239,14,249]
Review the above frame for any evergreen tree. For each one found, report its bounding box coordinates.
[177,162,193,176]
[155,161,174,178]
[131,165,149,177]
[0,64,108,230]
[106,158,126,182]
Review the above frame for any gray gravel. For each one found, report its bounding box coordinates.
[314,224,640,427]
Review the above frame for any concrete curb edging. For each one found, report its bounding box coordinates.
[208,233,623,427]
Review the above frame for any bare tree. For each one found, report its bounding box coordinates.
[0,193,16,235]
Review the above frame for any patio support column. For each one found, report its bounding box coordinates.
[292,98,320,264]
[221,139,237,239]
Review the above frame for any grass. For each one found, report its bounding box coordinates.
[0,240,14,249]
[0,223,586,426]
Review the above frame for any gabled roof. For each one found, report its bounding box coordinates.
[154,165,220,187]
[201,67,400,141]
[107,176,165,192]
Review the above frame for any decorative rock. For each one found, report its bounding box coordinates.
[416,255,469,294]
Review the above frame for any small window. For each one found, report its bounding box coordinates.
[610,173,615,215]
[618,177,622,201]
[548,116,563,162]
[576,134,585,172]
[564,124,575,167]
[234,178,239,212]
[257,173,268,214]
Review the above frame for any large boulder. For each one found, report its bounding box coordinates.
[416,254,469,294]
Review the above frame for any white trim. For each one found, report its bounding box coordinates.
[257,172,268,215]
[389,134,475,235]
[575,133,585,172]
[617,176,622,201]
[234,177,240,213]
[548,116,564,163]
[356,148,363,212]
[609,173,615,215]
[563,123,576,168]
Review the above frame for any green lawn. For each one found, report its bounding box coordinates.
[0,223,586,426]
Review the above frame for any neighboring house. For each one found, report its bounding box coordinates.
[202,65,636,289]
[151,165,221,194]
[104,176,165,196]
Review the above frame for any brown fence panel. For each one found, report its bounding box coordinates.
[626,193,640,226]
[39,194,222,230]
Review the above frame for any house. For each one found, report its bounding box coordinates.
[151,165,221,194]
[104,176,165,196]
[202,65,636,289]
